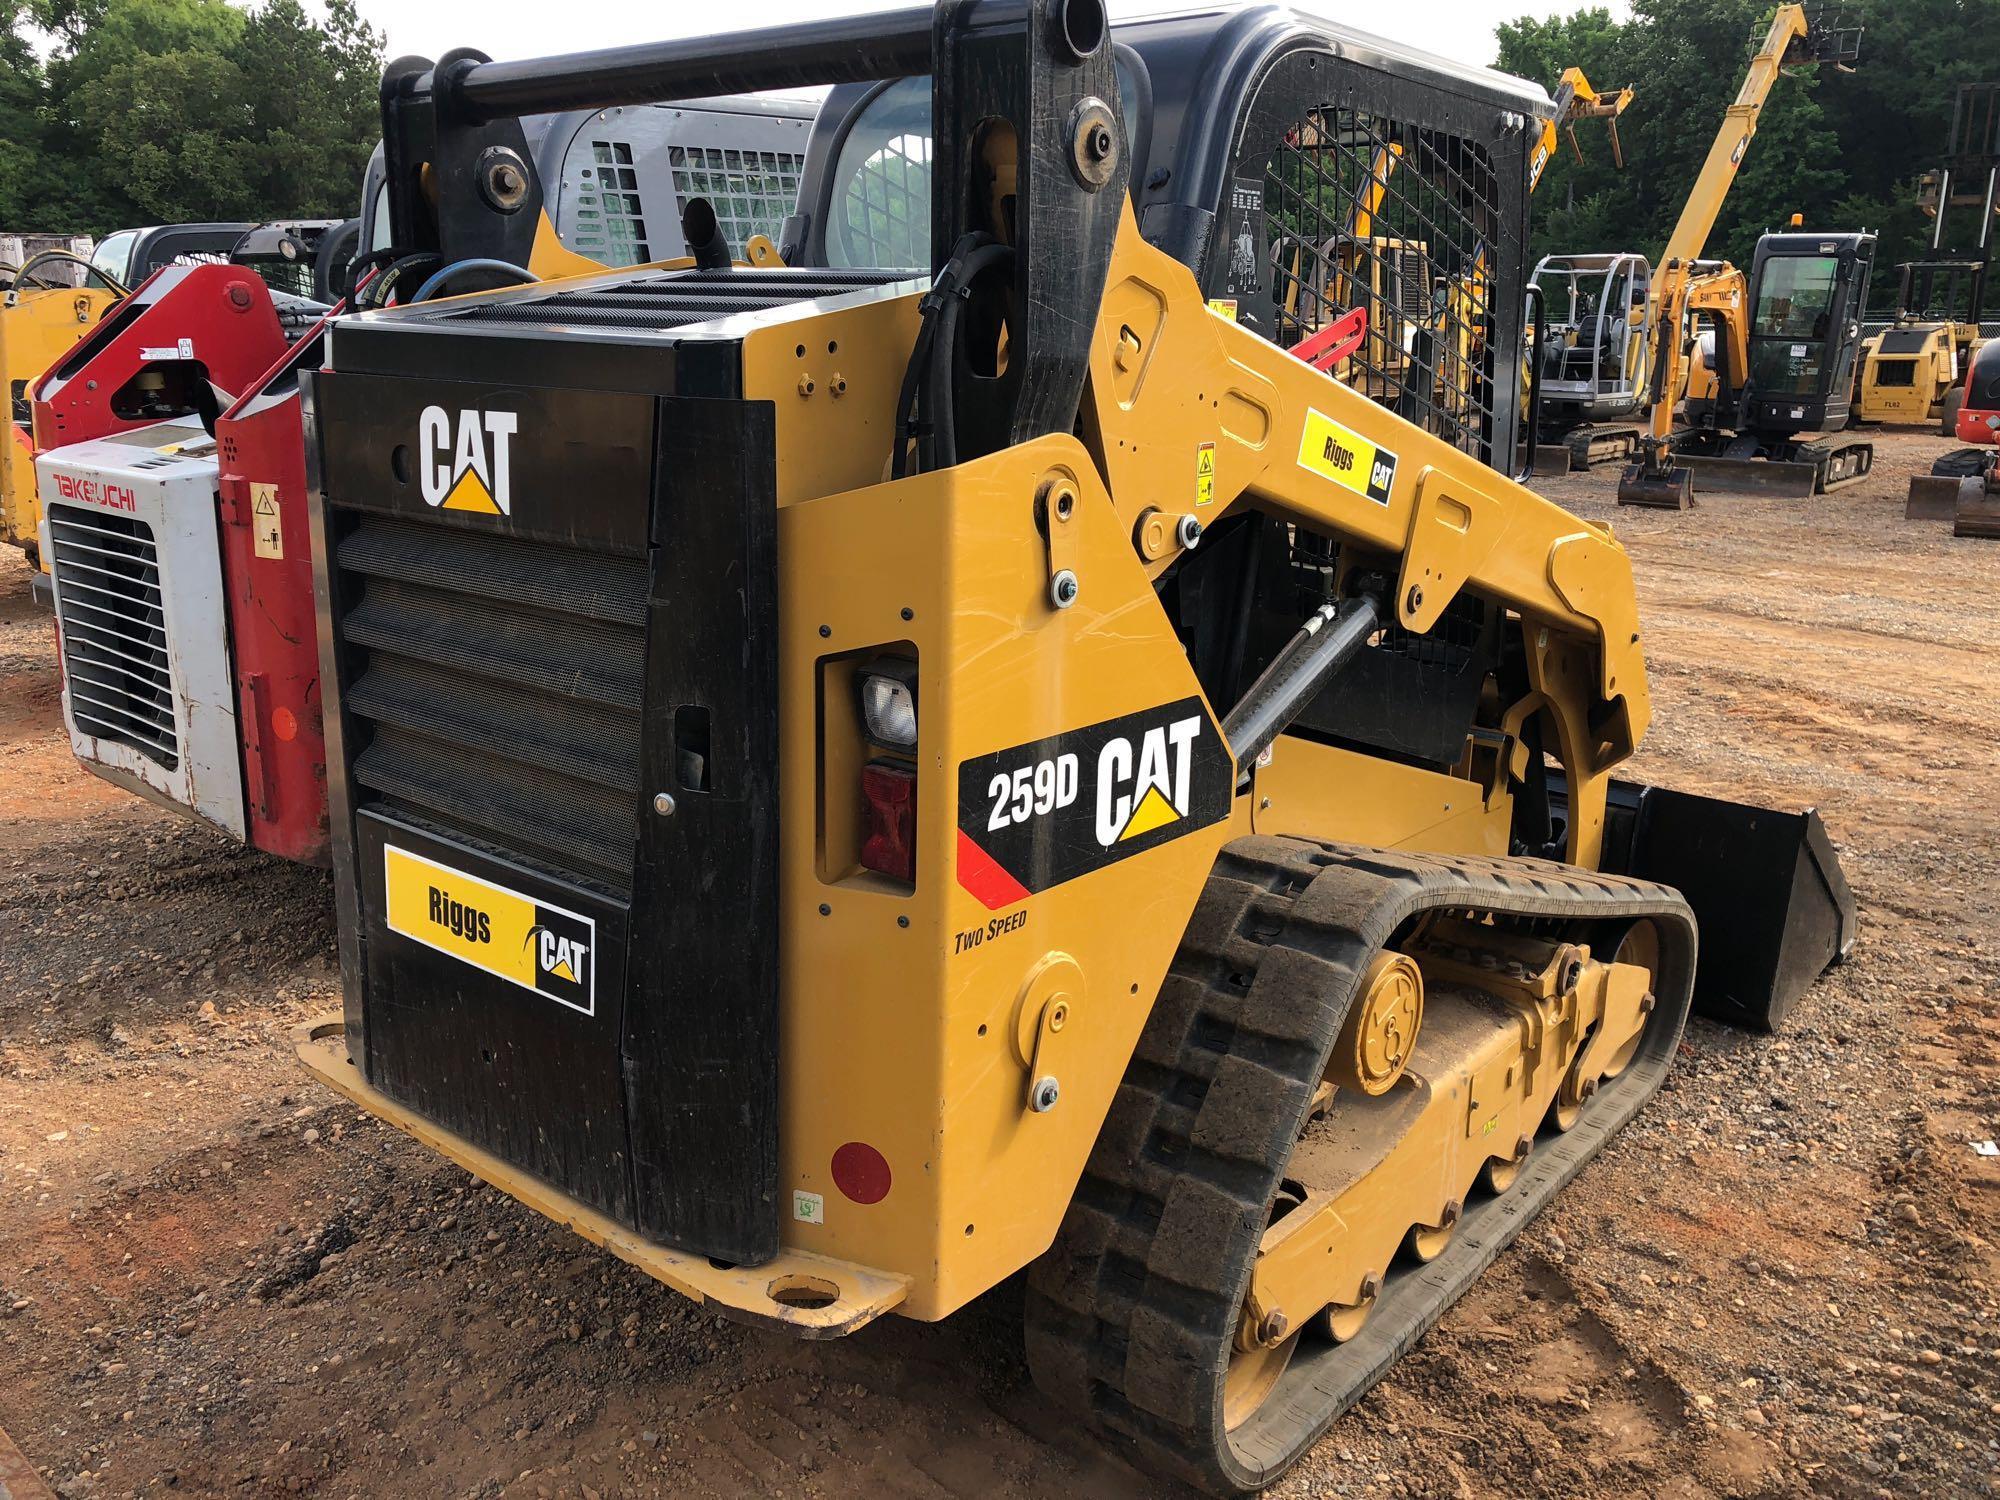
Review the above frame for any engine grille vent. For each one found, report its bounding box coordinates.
[48,503,179,770]
[335,517,648,895]
[428,267,904,332]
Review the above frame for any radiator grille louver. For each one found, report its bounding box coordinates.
[336,519,648,894]
[48,504,180,770]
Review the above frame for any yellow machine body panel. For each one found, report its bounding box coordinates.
[1,284,118,563]
[1858,322,1980,425]
[765,436,1243,1318]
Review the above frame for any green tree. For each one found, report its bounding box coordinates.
[1501,0,2000,315]
[0,0,50,228]
[17,0,381,233]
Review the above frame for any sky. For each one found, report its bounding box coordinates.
[344,0,1630,77]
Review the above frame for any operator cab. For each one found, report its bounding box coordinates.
[1529,251,1652,419]
[1739,230,1874,436]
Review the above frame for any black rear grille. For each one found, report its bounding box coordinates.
[337,519,647,893]
[432,267,905,331]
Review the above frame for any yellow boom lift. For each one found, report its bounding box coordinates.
[290,4,1854,1490]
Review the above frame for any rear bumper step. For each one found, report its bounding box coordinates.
[294,1018,910,1338]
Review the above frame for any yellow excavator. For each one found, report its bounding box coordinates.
[286,4,1853,1491]
[1532,4,1861,480]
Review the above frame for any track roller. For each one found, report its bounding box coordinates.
[1025,838,1696,1494]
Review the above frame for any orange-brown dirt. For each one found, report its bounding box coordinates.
[2,430,1996,1499]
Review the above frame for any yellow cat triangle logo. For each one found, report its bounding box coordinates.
[548,957,578,983]
[1118,785,1181,841]
[441,465,502,514]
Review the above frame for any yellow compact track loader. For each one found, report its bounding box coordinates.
[0,251,123,568]
[295,4,1854,1490]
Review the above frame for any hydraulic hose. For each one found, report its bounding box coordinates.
[410,259,538,303]
[1221,592,1383,772]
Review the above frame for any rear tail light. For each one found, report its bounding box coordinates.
[859,760,917,883]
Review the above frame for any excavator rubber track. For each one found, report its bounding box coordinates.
[1026,836,1696,1495]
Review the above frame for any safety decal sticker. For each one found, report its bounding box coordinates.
[1297,406,1398,505]
[1195,441,1217,507]
[418,405,517,515]
[383,844,594,1014]
[954,696,1233,910]
[250,482,283,560]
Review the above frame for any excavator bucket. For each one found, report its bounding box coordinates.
[1956,481,2000,538]
[1616,461,1695,507]
[1669,453,1821,499]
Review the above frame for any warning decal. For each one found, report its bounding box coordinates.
[250,482,283,559]
[383,844,595,1014]
[1297,406,1398,505]
[955,697,1233,909]
[1195,441,1217,507]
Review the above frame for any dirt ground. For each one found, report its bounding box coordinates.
[2,428,1997,1500]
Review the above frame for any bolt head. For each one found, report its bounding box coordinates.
[1050,569,1080,609]
[1258,1309,1289,1344]
[1175,513,1204,550]
[1406,583,1425,612]
[1030,1076,1061,1112]
[651,792,676,817]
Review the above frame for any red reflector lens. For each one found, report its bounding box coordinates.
[859,760,917,883]
[831,1142,892,1205]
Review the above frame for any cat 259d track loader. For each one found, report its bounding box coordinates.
[290,3,1853,1491]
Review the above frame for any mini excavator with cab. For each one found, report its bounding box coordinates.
[291,4,1854,1491]
[1532,4,1862,484]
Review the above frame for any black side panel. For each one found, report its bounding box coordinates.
[355,809,634,1220]
[623,397,781,1264]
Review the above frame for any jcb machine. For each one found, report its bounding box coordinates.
[1532,4,1859,474]
[295,5,1853,1491]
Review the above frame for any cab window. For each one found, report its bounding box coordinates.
[1754,255,1839,340]
[90,231,136,285]
[823,64,1143,270]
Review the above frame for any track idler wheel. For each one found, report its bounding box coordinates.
[1326,952,1423,1096]
[1617,462,1694,509]
[1319,1273,1381,1344]
[1223,1325,1302,1432]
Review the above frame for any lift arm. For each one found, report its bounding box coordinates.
[1088,208,1648,866]
[1640,263,1747,443]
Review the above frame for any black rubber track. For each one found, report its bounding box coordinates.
[1023,835,1697,1494]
